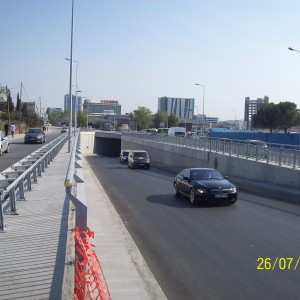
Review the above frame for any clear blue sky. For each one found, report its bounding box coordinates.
[1,0,300,121]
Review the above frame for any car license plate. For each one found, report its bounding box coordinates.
[215,194,228,198]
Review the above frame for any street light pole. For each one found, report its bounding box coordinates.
[233,109,236,129]
[67,0,75,153]
[194,105,198,135]
[65,58,79,135]
[288,47,300,151]
[195,83,205,134]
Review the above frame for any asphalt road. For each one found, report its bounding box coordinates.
[86,155,300,300]
[0,127,63,172]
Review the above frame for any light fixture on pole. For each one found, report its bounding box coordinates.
[288,47,300,53]
[195,83,206,134]
[67,0,75,153]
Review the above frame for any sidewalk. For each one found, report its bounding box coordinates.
[0,138,166,300]
[0,139,72,300]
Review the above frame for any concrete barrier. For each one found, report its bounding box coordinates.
[121,137,300,189]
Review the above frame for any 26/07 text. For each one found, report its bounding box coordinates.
[257,257,300,271]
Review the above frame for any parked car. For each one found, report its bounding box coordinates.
[173,168,237,205]
[24,128,46,144]
[120,149,130,164]
[128,150,150,169]
[0,131,9,156]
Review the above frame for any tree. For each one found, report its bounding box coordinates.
[152,111,168,128]
[168,114,179,127]
[252,103,280,133]
[21,103,42,127]
[276,102,300,133]
[131,106,153,130]
[16,93,21,113]
[6,88,15,115]
[77,112,87,127]
[252,101,300,133]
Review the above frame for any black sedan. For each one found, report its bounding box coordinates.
[24,128,46,144]
[173,168,237,205]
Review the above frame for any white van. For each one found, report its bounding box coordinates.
[168,127,186,137]
[128,150,150,169]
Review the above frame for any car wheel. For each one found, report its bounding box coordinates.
[0,148,2,156]
[189,188,196,204]
[173,183,180,197]
[5,145,9,153]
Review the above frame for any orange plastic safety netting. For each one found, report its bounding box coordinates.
[74,226,112,300]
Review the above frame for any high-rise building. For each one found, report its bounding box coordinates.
[244,96,269,129]
[46,107,63,114]
[158,96,195,120]
[83,99,121,115]
[64,94,83,113]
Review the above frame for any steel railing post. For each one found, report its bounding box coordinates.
[0,190,6,231]
[9,188,17,212]
[18,178,26,200]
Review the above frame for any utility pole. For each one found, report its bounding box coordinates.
[6,86,10,123]
[19,82,23,133]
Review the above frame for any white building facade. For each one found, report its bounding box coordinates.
[158,96,195,121]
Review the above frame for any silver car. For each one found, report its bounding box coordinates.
[0,131,9,156]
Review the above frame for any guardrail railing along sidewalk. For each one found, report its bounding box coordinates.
[0,134,68,231]
[64,129,86,230]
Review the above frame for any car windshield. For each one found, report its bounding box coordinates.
[190,169,224,180]
[28,129,41,134]
[122,151,129,156]
[133,152,148,158]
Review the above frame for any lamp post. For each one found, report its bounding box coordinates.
[194,105,198,135]
[233,109,236,129]
[195,83,206,134]
[288,47,300,152]
[67,0,75,152]
[65,58,79,135]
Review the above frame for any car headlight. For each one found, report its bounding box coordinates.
[196,188,208,194]
[229,185,237,193]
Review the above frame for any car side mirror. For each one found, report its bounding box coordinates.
[225,175,229,179]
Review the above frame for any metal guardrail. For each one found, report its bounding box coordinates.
[122,133,300,170]
[0,134,68,231]
[64,129,87,230]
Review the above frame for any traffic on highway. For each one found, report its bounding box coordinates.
[0,127,64,172]
[86,153,300,300]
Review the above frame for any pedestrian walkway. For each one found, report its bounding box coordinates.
[0,138,166,300]
[0,138,72,300]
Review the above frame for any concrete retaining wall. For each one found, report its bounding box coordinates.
[122,137,300,189]
[81,132,95,155]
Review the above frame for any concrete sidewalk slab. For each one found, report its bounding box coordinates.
[0,141,72,300]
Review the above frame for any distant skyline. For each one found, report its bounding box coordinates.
[1,0,300,121]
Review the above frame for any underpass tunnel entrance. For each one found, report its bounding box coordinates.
[94,137,121,157]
